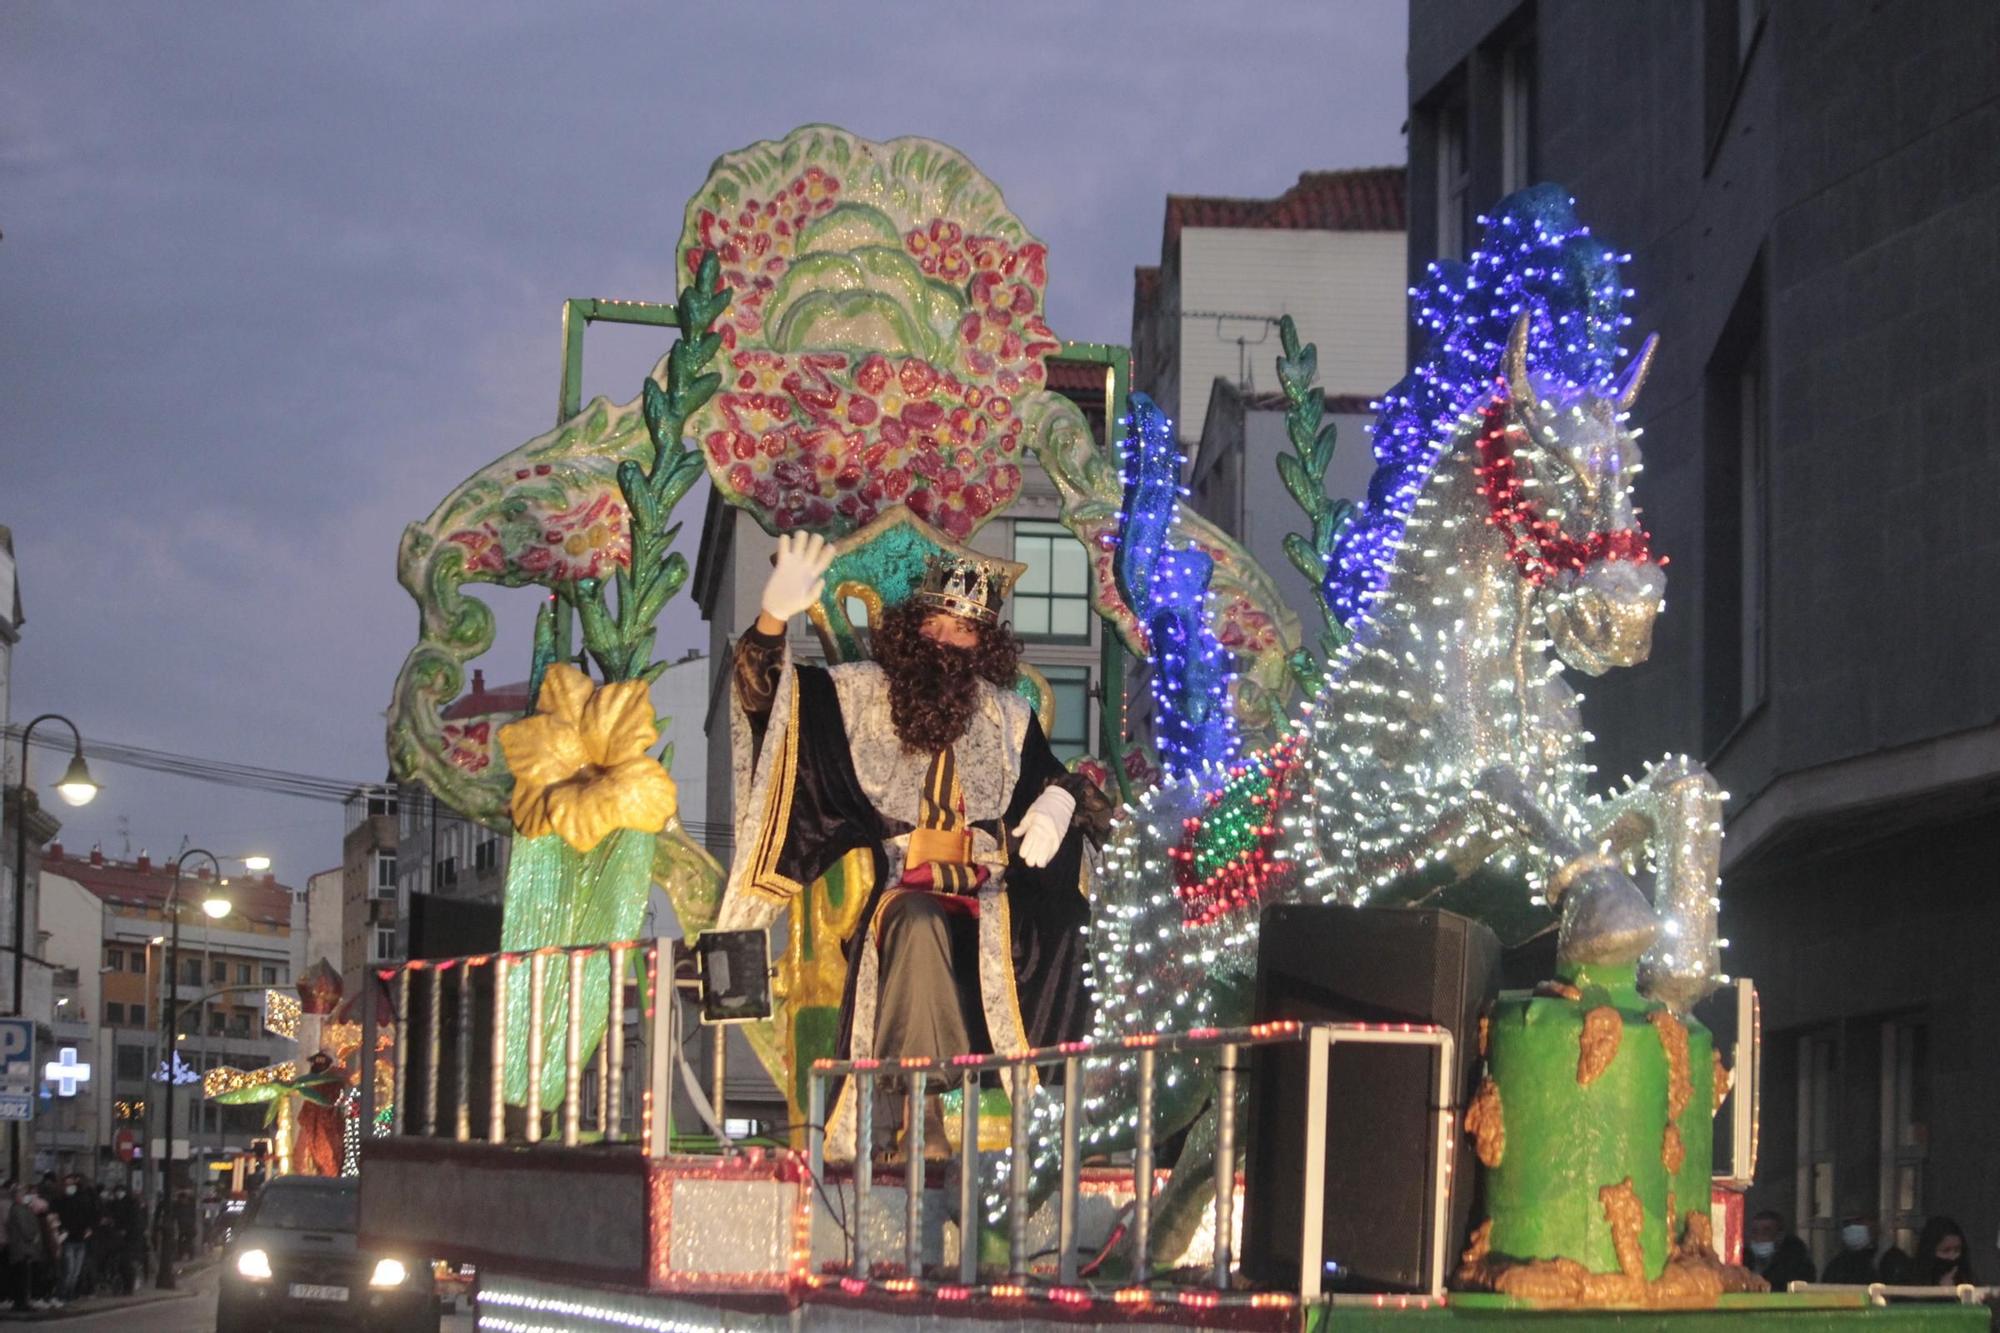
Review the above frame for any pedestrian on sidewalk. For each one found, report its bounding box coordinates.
[5,1184,41,1312]
[26,1191,61,1310]
[54,1173,93,1301]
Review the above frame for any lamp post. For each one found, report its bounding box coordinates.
[154,849,230,1290]
[8,714,97,1182]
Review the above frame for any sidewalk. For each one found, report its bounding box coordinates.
[0,1256,216,1322]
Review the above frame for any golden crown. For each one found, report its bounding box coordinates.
[914,551,1017,626]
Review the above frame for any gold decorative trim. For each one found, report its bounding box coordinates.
[1014,660,1056,739]
[745,670,805,905]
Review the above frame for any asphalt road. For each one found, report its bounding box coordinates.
[14,1263,475,1330]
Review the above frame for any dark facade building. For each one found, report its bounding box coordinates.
[1409,0,2000,1270]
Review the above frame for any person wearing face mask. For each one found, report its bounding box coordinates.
[4,1185,38,1313]
[1914,1215,1976,1287]
[1822,1213,1882,1284]
[1746,1209,1816,1290]
[52,1174,92,1301]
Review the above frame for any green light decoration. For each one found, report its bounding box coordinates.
[499,257,729,1111]
[388,254,745,1112]
[1273,314,1357,684]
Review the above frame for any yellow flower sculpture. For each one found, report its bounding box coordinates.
[496,664,679,853]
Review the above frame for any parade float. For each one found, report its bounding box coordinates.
[336,126,1985,1330]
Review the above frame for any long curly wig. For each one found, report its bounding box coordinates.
[871,598,1022,753]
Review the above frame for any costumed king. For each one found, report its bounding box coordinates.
[716,532,1108,1159]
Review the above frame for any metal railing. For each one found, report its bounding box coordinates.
[808,1019,1456,1303]
[361,939,685,1155]
[1792,1282,2000,1307]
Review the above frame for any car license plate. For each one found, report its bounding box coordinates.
[288,1282,349,1302]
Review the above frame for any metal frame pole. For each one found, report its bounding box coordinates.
[1132,1047,1156,1282]
[1007,1064,1030,1281]
[605,946,624,1141]
[563,950,585,1146]
[645,947,672,1157]
[390,968,410,1136]
[853,1073,873,1278]
[423,966,442,1136]
[454,963,473,1141]
[525,952,546,1144]
[1298,1027,1330,1300]
[1058,1056,1081,1285]
[1211,1043,1239,1288]
[904,1069,925,1277]
[958,1068,978,1286]
[488,956,509,1143]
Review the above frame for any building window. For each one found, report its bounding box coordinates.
[104,1002,124,1026]
[128,950,146,972]
[1795,1030,1838,1267]
[1012,522,1092,641]
[115,1045,145,1081]
[1040,665,1093,763]
[181,958,201,986]
[104,946,123,972]
[372,927,398,963]
[1435,92,1471,261]
[262,965,278,985]
[432,857,458,890]
[209,1010,226,1036]
[475,838,499,875]
[1879,1019,1928,1257]
[367,788,398,819]
[211,958,228,984]
[230,1012,250,1038]
[1703,266,1768,754]
[1498,39,1536,194]
[1704,0,1769,155]
[374,853,397,898]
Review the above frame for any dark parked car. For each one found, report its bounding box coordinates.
[217,1176,436,1332]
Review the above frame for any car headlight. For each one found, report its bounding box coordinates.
[236,1248,273,1281]
[368,1257,408,1288]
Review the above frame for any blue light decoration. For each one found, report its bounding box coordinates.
[1327,183,1636,625]
[151,1052,201,1086]
[1112,392,1239,779]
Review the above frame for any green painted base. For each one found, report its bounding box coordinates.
[1473,962,1716,1286]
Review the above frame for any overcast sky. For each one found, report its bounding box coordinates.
[0,1,1406,884]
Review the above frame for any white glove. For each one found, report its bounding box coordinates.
[1012,784,1076,869]
[760,531,835,624]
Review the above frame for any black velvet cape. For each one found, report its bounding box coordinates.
[757,665,1094,1066]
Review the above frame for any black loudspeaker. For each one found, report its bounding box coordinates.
[406,891,503,960]
[1240,904,1500,1294]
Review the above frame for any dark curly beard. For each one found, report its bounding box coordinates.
[871,599,1022,753]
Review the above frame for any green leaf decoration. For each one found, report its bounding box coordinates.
[500,828,656,1110]
[1274,314,1356,673]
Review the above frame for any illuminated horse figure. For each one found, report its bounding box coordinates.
[1031,187,1726,1267]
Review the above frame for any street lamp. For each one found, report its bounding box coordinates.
[9,713,96,1180]
[153,848,235,1290]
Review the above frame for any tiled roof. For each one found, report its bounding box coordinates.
[1163,167,1406,253]
[441,672,533,720]
[1235,389,1378,416]
[47,851,296,928]
[1045,357,1112,394]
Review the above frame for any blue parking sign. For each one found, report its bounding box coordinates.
[0,1020,34,1121]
